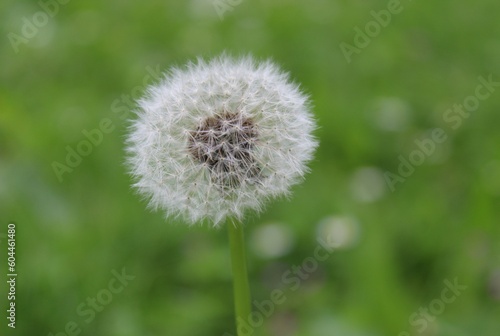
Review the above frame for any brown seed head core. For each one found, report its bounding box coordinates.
[188,112,261,190]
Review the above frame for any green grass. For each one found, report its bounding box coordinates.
[1,0,500,335]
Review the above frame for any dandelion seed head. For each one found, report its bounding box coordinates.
[126,55,318,226]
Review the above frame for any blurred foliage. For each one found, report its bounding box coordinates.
[1,0,500,335]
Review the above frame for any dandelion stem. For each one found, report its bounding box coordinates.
[227,220,252,335]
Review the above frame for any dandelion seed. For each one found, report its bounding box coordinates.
[126,54,318,226]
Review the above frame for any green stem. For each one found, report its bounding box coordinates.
[227,220,252,335]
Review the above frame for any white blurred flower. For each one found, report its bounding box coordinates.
[126,55,317,226]
[317,216,359,249]
[250,223,294,258]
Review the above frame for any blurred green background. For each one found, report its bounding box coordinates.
[1,0,499,335]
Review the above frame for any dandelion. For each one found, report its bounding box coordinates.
[127,55,317,226]
[126,54,317,335]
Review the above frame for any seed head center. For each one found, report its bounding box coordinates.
[188,112,260,189]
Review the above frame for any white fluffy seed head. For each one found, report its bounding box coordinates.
[126,55,318,226]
